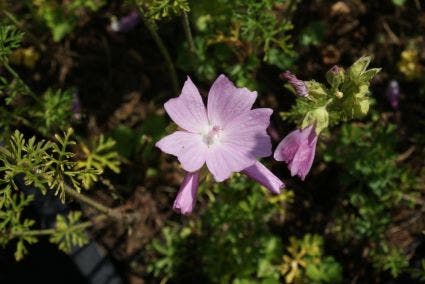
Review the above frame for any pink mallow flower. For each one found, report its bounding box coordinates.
[156,75,285,214]
[274,125,318,181]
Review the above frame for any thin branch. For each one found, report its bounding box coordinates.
[182,12,195,53]
[2,61,40,102]
[137,6,179,95]
[64,185,123,219]
[10,214,108,238]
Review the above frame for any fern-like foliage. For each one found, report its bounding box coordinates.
[141,0,190,21]
[0,25,24,61]
[76,135,121,189]
[0,129,120,205]
[49,211,89,253]
[0,193,37,261]
[278,234,342,283]
[31,89,74,136]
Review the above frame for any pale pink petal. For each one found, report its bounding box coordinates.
[289,131,318,180]
[242,161,285,194]
[156,131,207,172]
[273,125,313,162]
[205,143,256,182]
[274,125,317,180]
[173,171,199,215]
[164,77,208,133]
[207,74,257,127]
[222,108,273,158]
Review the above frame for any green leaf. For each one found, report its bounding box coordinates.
[49,211,89,253]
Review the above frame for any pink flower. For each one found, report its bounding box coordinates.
[274,125,318,181]
[156,75,284,214]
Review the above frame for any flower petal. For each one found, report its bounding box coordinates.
[273,125,313,162]
[289,132,318,180]
[242,161,284,194]
[207,74,257,127]
[274,125,317,180]
[156,131,207,172]
[206,142,256,182]
[222,108,273,158]
[173,171,199,215]
[164,77,208,133]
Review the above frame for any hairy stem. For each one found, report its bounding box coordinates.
[137,6,179,95]
[182,12,195,53]
[64,185,122,219]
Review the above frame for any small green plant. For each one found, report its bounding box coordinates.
[323,117,419,277]
[278,234,342,283]
[31,89,75,136]
[29,0,107,41]
[0,129,121,259]
[178,0,296,87]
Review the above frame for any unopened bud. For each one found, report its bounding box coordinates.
[280,71,308,97]
[326,65,345,88]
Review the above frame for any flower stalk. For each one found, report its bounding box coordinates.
[182,11,195,53]
[137,5,179,95]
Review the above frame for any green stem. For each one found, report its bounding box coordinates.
[2,61,40,102]
[137,6,179,95]
[64,185,122,219]
[10,214,108,238]
[182,12,195,53]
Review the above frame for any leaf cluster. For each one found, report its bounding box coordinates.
[49,211,89,253]
[178,0,296,88]
[323,118,419,276]
[0,193,36,261]
[278,234,342,283]
[140,0,190,21]
[0,25,24,61]
[0,129,120,259]
[28,0,107,41]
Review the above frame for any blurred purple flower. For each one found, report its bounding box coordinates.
[110,11,140,33]
[280,71,308,97]
[386,80,400,110]
[274,125,318,181]
[156,75,284,214]
[71,90,82,120]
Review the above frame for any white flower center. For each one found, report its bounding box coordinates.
[202,125,222,146]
